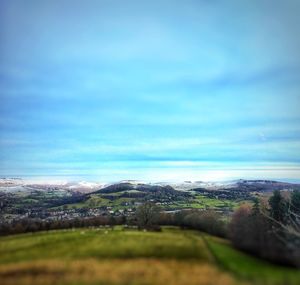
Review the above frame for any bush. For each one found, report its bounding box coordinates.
[172,209,227,237]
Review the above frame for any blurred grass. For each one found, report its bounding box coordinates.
[0,227,210,264]
[0,258,238,285]
[0,227,299,285]
[204,235,300,285]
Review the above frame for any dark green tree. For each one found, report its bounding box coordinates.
[269,190,286,223]
[290,190,300,216]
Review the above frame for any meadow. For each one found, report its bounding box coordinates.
[58,193,245,212]
[0,227,299,285]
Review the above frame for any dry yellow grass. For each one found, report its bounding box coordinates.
[0,258,243,285]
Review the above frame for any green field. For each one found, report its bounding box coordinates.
[58,194,247,212]
[0,227,299,285]
[167,195,243,210]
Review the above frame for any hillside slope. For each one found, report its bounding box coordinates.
[0,227,299,285]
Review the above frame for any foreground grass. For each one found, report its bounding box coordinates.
[204,235,300,285]
[0,227,210,264]
[0,258,238,285]
[0,227,299,285]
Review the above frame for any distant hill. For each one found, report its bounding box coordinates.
[169,179,300,192]
[231,179,300,192]
[1,178,299,194]
[90,182,177,194]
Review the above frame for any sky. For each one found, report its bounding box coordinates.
[1,0,300,182]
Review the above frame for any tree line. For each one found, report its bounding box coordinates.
[229,190,300,267]
[0,216,125,235]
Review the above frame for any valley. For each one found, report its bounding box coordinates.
[1,179,299,223]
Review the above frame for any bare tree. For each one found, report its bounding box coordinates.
[136,202,161,230]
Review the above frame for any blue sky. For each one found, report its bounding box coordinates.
[1,0,300,182]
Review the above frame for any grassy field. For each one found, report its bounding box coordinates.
[58,195,136,211]
[204,235,300,285]
[57,194,248,211]
[169,195,242,210]
[0,227,299,285]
